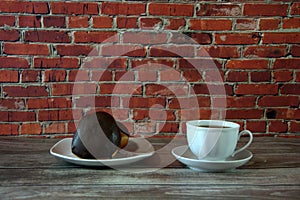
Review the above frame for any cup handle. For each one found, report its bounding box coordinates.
[231,130,253,157]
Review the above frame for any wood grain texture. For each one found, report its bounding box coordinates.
[0,136,299,199]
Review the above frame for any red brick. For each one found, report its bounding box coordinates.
[117,17,138,28]
[131,59,175,69]
[263,33,300,44]
[213,96,256,108]
[178,58,223,70]
[197,4,241,16]
[0,15,15,26]
[251,71,271,82]
[24,30,70,43]
[280,84,300,95]
[236,84,278,95]
[0,98,25,110]
[3,86,48,97]
[179,108,212,121]
[21,70,40,82]
[243,4,288,16]
[51,2,98,15]
[273,58,300,69]
[43,16,66,28]
[0,57,29,68]
[102,2,145,15]
[273,70,293,82]
[259,18,280,30]
[4,43,49,55]
[235,19,257,30]
[44,70,66,82]
[296,72,300,82]
[190,19,232,31]
[21,123,41,135]
[149,3,193,16]
[274,108,300,120]
[137,70,157,82]
[92,16,113,28]
[69,70,89,82]
[34,58,79,69]
[91,70,113,82]
[215,33,260,45]
[226,109,263,119]
[149,45,194,57]
[52,83,97,96]
[27,98,72,109]
[0,124,19,135]
[227,71,248,82]
[198,46,239,58]
[165,18,185,30]
[0,30,19,41]
[100,83,142,95]
[244,45,287,58]
[75,96,119,108]
[160,69,181,81]
[83,58,126,69]
[269,121,288,133]
[68,16,89,28]
[74,31,118,43]
[114,70,135,82]
[182,70,202,82]
[145,83,189,97]
[193,84,233,96]
[170,32,212,45]
[56,44,94,56]
[38,109,75,121]
[258,96,299,107]
[168,96,210,109]
[44,122,66,134]
[290,121,300,133]
[123,31,167,44]
[0,1,48,14]
[283,17,300,29]
[19,15,41,28]
[140,17,163,29]
[246,121,266,133]
[226,59,268,69]
[0,70,19,83]
[0,111,9,121]
[291,45,300,56]
[290,2,300,15]
[9,111,36,122]
[204,70,225,83]
[158,122,179,133]
[132,109,176,121]
[101,44,146,57]
[123,97,166,108]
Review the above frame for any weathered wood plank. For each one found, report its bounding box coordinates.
[1,168,299,186]
[0,137,300,199]
[0,137,299,169]
[1,185,300,200]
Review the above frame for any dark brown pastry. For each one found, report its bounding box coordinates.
[71,111,129,159]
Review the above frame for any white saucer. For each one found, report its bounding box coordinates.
[50,138,155,167]
[172,145,253,172]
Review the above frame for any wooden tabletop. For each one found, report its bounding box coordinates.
[0,136,299,199]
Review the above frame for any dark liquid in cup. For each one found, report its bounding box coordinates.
[197,125,231,128]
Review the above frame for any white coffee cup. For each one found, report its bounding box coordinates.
[186,120,253,161]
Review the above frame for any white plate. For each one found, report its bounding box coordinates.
[172,145,253,172]
[50,138,155,167]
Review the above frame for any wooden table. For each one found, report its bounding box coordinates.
[0,136,299,199]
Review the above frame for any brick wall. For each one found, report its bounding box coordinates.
[0,0,299,137]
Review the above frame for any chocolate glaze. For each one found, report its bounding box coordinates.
[71,111,127,159]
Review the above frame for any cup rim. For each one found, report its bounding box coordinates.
[186,120,239,129]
